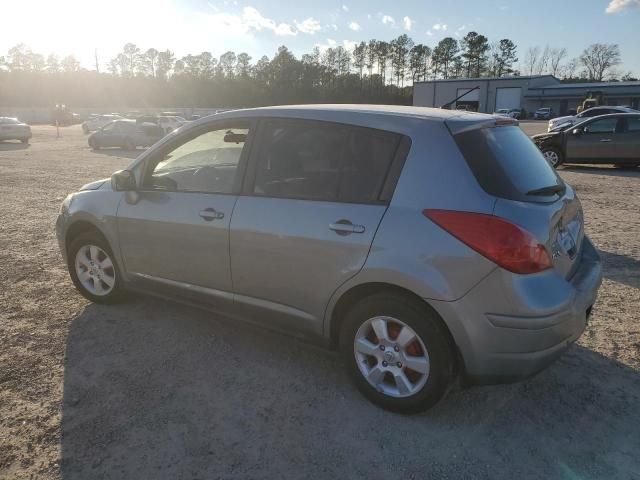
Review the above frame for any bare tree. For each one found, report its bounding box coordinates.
[143,48,159,78]
[523,47,540,75]
[549,48,567,77]
[579,43,622,81]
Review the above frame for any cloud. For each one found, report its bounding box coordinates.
[342,4,349,11]
[349,21,361,31]
[403,16,413,31]
[432,23,447,31]
[457,25,466,31]
[426,30,433,36]
[241,6,296,35]
[382,15,396,26]
[606,0,640,12]
[295,17,321,34]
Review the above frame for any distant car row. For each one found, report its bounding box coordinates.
[88,120,165,150]
[81,114,188,135]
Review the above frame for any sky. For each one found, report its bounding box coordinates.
[2,0,640,76]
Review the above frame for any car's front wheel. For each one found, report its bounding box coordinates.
[542,147,563,168]
[67,232,125,304]
[340,292,455,413]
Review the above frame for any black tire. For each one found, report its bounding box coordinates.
[67,231,126,304]
[20,138,29,144]
[542,147,563,168]
[82,124,89,134]
[339,292,455,413]
[88,138,100,150]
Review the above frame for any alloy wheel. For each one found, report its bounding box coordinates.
[353,316,430,398]
[74,245,116,296]
[543,150,560,167]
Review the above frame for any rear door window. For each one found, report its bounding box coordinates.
[625,117,640,132]
[585,118,619,134]
[251,119,403,203]
[454,125,563,202]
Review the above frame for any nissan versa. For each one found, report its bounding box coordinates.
[56,105,602,412]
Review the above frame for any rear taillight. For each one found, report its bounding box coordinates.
[423,209,552,274]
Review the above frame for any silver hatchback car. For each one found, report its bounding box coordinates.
[56,105,602,412]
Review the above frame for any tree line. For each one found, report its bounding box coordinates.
[0,35,634,109]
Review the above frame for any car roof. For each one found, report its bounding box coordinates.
[573,112,640,127]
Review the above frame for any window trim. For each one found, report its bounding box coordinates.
[139,119,256,196]
[242,117,409,205]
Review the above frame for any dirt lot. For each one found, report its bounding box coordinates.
[1,125,639,479]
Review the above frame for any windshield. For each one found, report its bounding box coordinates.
[454,125,563,202]
[1,117,21,124]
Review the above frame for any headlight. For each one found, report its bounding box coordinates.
[60,194,74,214]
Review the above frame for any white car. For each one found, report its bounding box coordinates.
[82,114,123,134]
[0,117,32,143]
[547,106,638,132]
[494,108,521,119]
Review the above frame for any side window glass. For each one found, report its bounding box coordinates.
[147,123,250,193]
[338,127,400,203]
[585,118,618,134]
[625,118,640,132]
[253,121,345,201]
[102,123,115,133]
[252,120,401,203]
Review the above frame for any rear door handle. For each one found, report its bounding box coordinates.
[600,139,612,142]
[199,208,225,221]
[329,221,365,235]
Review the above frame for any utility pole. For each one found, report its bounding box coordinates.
[95,48,100,73]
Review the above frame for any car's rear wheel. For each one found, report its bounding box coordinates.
[67,232,125,304]
[340,292,455,413]
[88,138,99,150]
[542,147,563,168]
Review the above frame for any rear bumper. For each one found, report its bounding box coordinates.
[430,236,602,384]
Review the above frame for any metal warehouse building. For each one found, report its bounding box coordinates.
[413,75,640,116]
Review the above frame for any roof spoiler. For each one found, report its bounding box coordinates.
[446,115,519,135]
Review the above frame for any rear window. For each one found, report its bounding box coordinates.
[454,125,563,201]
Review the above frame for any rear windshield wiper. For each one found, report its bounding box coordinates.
[526,184,565,196]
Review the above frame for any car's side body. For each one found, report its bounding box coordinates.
[57,105,602,385]
[0,117,32,142]
[534,113,640,165]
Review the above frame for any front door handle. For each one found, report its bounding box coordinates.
[329,220,365,235]
[599,139,612,142]
[199,208,225,221]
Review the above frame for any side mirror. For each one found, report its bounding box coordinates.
[572,127,583,136]
[111,169,136,191]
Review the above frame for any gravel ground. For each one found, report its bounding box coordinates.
[1,125,639,480]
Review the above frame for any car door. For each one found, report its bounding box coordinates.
[98,122,118,147]
[116,120,254,310]
[565,117,622,162]
[229,118,408,335]
[617,116,640,162]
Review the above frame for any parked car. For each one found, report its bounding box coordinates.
[82,114,123,134]
[57,105,602,413]
[88,120,164,150]
[0,117,32,143]
[533,113,640,168]
[494,108,521,119]
[548,106,638,132]
[534,107,554,120]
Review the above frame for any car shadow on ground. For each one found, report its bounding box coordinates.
[88,148,142,160]
[0,141,30,151]
[60,298,640,479]
[599,249,640,289]
[561,165,640,178]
